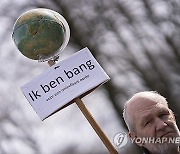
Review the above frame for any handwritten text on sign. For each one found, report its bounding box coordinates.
[21,48,110,120]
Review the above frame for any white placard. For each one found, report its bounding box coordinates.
[21,47,110,120]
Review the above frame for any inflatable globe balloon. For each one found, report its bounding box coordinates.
[12,8,70,61]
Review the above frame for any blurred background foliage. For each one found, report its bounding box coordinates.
[0,0,179,153]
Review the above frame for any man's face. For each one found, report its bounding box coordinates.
[128,98,180,153]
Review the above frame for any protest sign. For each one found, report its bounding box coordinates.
[21,47,110,120]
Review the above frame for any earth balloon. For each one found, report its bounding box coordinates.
[12,8,70,61]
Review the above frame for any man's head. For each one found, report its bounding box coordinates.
[123,91,180,154]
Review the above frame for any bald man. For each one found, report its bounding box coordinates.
[123,91,180,154]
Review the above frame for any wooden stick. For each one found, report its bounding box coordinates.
[48,60,118,154]
[75,97,118,154]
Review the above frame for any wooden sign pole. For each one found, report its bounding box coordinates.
[75,98,118,154]
[48,60,118,154]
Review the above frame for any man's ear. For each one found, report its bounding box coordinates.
[129,131,143,147]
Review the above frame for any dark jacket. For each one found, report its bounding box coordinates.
[142,147,150,154]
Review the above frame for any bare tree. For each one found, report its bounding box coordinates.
[1,0,179,153]
[31,0,180,153]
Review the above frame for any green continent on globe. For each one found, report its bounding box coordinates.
[12,9,65,60]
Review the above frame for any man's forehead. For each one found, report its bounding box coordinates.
[127,96,168,114]
[127,97,170,129]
